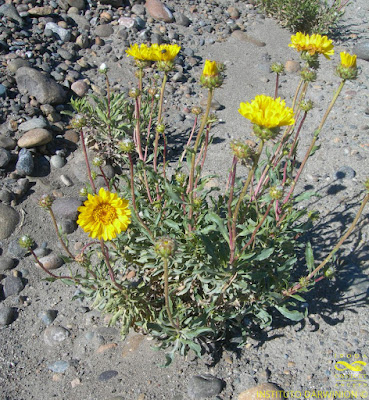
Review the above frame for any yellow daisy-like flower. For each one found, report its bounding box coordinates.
[125,43,154,61]
[77,187,131,241]
[239,95,295,129]
[289,32,334,59]
[151,44,181,62]
[340,51,357,68]
[202,60,219,77]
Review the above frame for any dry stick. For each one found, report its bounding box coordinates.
[283,80,346,207]
[153,72,168,172]
[80,128,96,194]
[48,208,75,260]
[128,153,154,240]
[179,115,198,163]
[284,193,369,297]
[100,238,123,291]
[163,258,179,332]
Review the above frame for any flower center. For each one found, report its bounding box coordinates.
[93,203,117,224]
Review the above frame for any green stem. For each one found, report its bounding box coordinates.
[100,238,123,291]
[80,129,96,193]
[163,257,179,332]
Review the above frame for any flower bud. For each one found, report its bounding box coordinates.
[79,187,88,197]
[19,235,34,249]
[128,88,140,98]
[364,178,369,192]
[269,186,283,200]
[300,68,317,82]
[118,138,135,154]
[71,114,87,129]
[175,172,186,186]
[154,237,176,259]
[91,171,97,180]
[39,194,55,209]
[92,156,104,167]
[230,140,254,161]
[337,52,358,80]
[191,106,203,116]
[156,60,175,72]
[75,252,88,265]
[324,266,336,279]
[253,124,280,141]
[270,62,284,74]
[193,197,202,209]
[300,52,319,69]
[98,63,108,74]
[299,276,308,288]
[148,87,157,97]
[156,124,165,134]
[299,99,314,112]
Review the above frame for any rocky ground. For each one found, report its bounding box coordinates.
[0,0,369,399]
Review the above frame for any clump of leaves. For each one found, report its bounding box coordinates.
[256,0,350,34]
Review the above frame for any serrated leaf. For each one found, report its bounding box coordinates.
[275,305,305,321]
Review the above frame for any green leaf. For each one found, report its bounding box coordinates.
[294,191,317,202]
[254,247,274,261]
[275,305,305,321]
[305,241,314,273]
[164,182,184,204]
[205,212,229,244]
[164,219,181,231]
[289,294,306,302]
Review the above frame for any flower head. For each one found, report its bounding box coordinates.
[98,63,108,74]
[239,95,295,130]
[77,188,131,241]
[336,51,358,80]
[202,60,219,77]
[126,43,154,61]
[151,44,181,62]
[289,32,334,60]
[200,60,223,88]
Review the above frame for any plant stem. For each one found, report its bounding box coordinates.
[100,238,123,291]
[163,257,179,332]
[144,94,156,162]
[48,208,75,260]
[179,115,198,163]
[292,78,303,111]
[79,128,96,194]
[227,156,238,264]
[274,73,279,99]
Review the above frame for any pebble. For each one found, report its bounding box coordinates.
[0,3,24,26]
[71,80,89,97]
[7,58,31,74]
[3,275,24,298]
[18,128,53,148]
[58,219,77,234]
[95,24,114,37]
[51,197,82,220]
[0,84,6,98]
[0,203,19,239]
[284,60,301,73]
[47,360,70,373]
[28,6,54,16]
[187,375,224,399]
[18,117,49,132]
[16,148,34,175]
[16,67,67,105]
[7,240,28,258]
[0,137,17,150]
[37,254,65,270]
[60,175,73,186]
[238,383,282,400]
[39,310,58,326]
[174,12,191,27]
[0,148,11,168]
[44,326,70,346]
[98,370,119,381]
[67,0,85,10]
[44,22,71,42]
[145,0,174,22]
[0,256,15,272]
[353,41,369,61]
[335,166,356,180]
[50,155,66,168]
[0,306,16,326]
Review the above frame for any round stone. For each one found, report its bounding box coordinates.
[335,166,356,180]
[0,306,16,326]
[0,203,19,239]
[18,128,53,148]
[47,360,70,373]
[18,117,48,132]
[44,326,70,346]
[0,148,11,168]
[39,310,58,326]
[37,254,64,270]
[285,60,301,73]
[16,148,34,175]
[0,256,15,272]
[71,80,89,97]
[50,155,66,168]
[95,24,114,37]
[51,197,82,220]
[3,275,24,298]
[188,374,224,399]
[98,370,118,381]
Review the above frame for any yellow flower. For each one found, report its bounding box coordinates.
[151,44,181,62]
[239,95,295,129]
[289,32,334,59]
[77,188,131,241]
[202,60,219,77]
[340,51,357,68]
[126,43,154,61]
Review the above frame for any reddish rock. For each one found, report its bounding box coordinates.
[285,60,301,73]
[145,0,173,22]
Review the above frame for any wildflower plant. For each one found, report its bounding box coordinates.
[30,38,369,365]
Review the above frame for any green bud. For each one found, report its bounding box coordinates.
[299,99,314,112]
[148,87,157,97]
[91,171,97,180]
[191,106,203,116]
[336,65,358,81]
[156,124,165,134]
[301,51,320,69]
[156,60,175,72]
[324,266,336,279]
[39,194,55,209]
[92,156,104,167]
[299,276,308,288]
[200,74,223,89]
[19,235,34,249]
[271,62,284,74]
[300,68,317,82]
[79,187,88,197]
[193,197,202,209]
[230,140,254,161]
[118,138,135,154]
[253,124,280,141]
[128,88,140,98]
[269,186,283,200]
[154,237,176,259]
[71,114,87,129]
[175,172,186,186]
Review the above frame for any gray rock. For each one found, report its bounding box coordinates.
[0,306,16,326]
[38,254,65,270]
[0,148,11,168]
[335,166,356,180]
[44,326,70,346]
[60,175,73,187]
[11,178,29,198]
[71,80,89,97]
[47,360,70,373]
[7,240,28,258]
[45,22,71,42]
[7,58,31,74]
[67,0,85,10]
[0,136,16,150]
[353,42,369,62]
[0,189,14,205]
[39,310,58,326]
[174,12,191,27]
[131,4,145,15]
[16,148,34,175]
[57,48,74,61]
[0,204,19,239]
[95,24,114,37]
[99,0,123,7]
[75,33,90,48]
[0,257,15,272]
[188,375,224,399]
[52,197,82,220]
[3,276,24,298]
[0,3,24,26]
[16,67,67,105]
[50,155,66,168]
[69,15,90,31]
[98,370,118,381]
[58,219,77,234]
[0,84,6,98]
[118,16,135,29]
[18,117,49,132]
